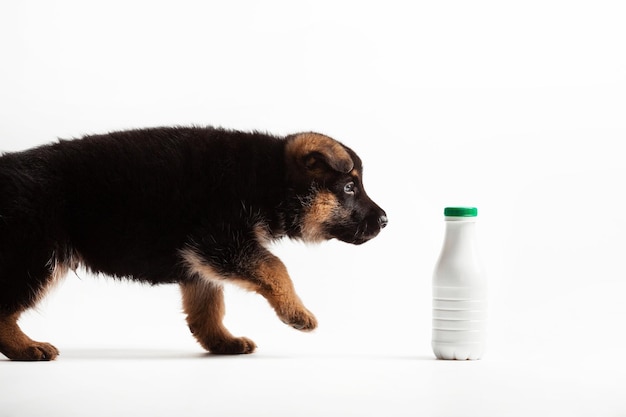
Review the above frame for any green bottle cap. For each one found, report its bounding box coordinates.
[444,207,478,217]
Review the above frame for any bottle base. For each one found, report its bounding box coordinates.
[432,343,484,360]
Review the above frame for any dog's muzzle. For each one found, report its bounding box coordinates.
[353,209,388,245]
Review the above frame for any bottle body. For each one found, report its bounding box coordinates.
[432,208,487,360]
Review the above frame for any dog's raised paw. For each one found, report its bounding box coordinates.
[281,308,318,332]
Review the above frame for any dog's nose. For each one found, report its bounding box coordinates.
[378,214,388,229]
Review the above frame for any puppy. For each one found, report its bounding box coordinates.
[0,126,387,361]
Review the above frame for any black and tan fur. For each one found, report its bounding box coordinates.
[0,126,387,361]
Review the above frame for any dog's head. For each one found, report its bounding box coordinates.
[285,132,387,245]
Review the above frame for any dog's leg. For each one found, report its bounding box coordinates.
[0,253,61,361]
[0,312,59,361]
[180,279,256,354]
[241,253,318,332]
[182,244,317,333]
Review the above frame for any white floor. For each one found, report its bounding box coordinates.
[2,343,624,417]
[2,269,626,417]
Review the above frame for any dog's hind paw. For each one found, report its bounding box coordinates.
[208,336,257,355]
[4,342,59,361]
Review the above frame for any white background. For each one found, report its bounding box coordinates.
[1,1,625,416]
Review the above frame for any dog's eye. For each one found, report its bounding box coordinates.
[344,182,355,195]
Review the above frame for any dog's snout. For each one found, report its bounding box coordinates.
[378,214,388,229]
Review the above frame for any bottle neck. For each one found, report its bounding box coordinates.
[435,216,485,285]
[443,218,478,250]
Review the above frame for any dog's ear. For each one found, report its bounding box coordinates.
[285,133,354,174]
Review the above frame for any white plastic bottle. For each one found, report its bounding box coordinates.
[432,207,487,360]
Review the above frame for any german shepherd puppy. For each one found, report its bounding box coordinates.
[0,126,387,361]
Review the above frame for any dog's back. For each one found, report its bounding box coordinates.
[0,127,286,288]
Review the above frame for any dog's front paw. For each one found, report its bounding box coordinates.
[280,307,318,332]
[208,336,257,355]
